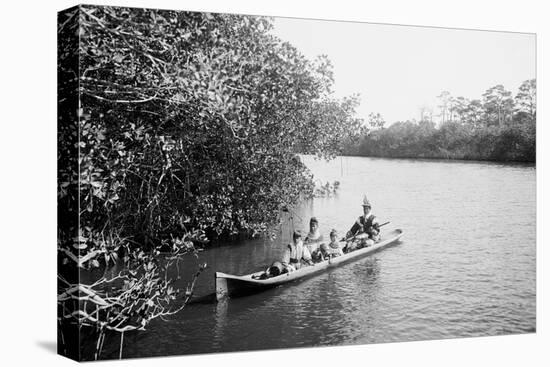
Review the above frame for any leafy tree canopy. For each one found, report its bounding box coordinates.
[59,5,364,254]
[58,6,363,359]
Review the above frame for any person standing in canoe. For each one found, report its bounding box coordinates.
[345,195,380,249]
[282,230,313,270]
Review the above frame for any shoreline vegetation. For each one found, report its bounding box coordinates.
[57,5,536,361]
[343,81,536,163]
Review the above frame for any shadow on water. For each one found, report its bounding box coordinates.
[188,292,217,304]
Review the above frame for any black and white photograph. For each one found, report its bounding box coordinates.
[54,3,540,362]
[7,1,550,367]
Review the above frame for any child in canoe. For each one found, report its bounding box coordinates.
[283,230,313,270]
[318,229,344,260]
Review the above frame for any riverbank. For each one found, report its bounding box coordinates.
[341,152,536,164]
[344,119,536,164]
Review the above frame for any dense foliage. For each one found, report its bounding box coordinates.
[71,6,361,245]
[58,6,362,359]
[345,80,536,162]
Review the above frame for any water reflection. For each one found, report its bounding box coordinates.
[109,156,535,358]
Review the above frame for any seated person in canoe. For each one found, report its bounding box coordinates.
[315,230,344,261]
[305,217,327,262]
[282,230,313,270]
[304,217,324,254]
[326,229,344,257]
[345,195,380,252]
[253,230,315,279]
[255,261,285,279]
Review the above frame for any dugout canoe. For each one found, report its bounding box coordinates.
[215,228,403,301]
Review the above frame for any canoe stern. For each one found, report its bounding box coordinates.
[216,272,280,300]
[215,272,229,301]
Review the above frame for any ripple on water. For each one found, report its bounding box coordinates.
[113,157,535,358]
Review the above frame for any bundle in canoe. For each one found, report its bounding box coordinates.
[215,228,403,301]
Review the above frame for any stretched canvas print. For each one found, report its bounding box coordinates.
[57,4,536,361]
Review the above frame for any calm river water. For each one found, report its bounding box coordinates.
[100,156,536,359]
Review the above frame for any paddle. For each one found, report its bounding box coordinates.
[378,221,390,229]
[341,221,390,242]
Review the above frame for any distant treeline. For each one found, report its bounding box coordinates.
[344,80,536,162]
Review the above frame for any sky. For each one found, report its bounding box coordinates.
[271,17,536,125]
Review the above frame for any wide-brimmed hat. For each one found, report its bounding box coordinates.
[362,195,372,207]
